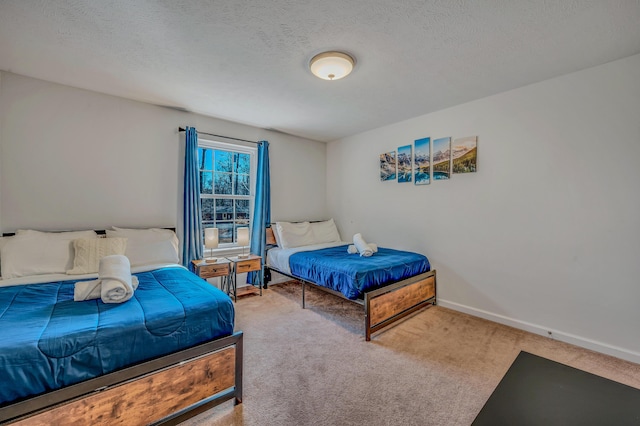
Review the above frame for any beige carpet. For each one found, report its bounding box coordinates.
[182,281,640,426]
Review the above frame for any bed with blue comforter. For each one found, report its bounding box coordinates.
[266,236,436,341]
[0,266,235,408]
[289,245,430,300]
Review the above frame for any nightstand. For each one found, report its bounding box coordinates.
[191,259,232,294]
[226,254,263,301]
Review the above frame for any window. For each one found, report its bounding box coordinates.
[198,140,256,246]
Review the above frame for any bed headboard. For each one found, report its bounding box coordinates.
[266,227,276,245]
[2,227,176,237]
[0,231,110,237]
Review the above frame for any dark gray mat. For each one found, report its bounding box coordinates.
[473,351,640,426]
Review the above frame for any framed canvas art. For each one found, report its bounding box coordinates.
[432,137,451,180]
[380,151,397,181]
[397,145,412,183]
[414,137,430,185]
[452,136,478,174]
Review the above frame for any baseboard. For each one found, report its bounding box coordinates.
[437,298,640,365]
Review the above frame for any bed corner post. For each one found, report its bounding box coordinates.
[365,294,372,341]
[302,281,306,308]
[235,332,243,404]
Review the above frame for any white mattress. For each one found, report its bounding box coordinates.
[266,241,347,275]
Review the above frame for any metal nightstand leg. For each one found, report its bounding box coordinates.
[221,274,230,295]
[231,267,237,302]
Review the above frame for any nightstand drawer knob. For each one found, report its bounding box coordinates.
[203,265,229,273]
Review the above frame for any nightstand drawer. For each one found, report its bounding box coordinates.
[199,263,230,278]
[236,258,261,273]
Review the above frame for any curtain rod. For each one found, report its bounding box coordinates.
[178,127,259,144]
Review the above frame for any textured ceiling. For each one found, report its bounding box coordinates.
[1,1,640,142]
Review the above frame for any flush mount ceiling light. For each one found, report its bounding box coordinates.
[309,51,355,81]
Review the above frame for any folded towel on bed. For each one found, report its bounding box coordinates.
[74,276,139,301]
[99,255,137,303]
[74,279,102,301]
[353,233,376,257]
[347,243,378,254]
[73,255,138,303]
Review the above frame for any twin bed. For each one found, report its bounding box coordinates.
[0,228,242,425]
[265,220,437,341]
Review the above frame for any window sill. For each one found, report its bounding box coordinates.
[205,247,249,258]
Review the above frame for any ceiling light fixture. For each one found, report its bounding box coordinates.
[309,51,355,81]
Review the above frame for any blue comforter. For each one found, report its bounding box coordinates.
[289,245,430,300]
[0,266,234,405]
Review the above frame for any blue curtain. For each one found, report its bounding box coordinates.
[247,140,270,285]
[181,126,203,270]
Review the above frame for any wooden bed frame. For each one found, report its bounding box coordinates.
[0,228,242,425]
[265,227,436,341]
[0,332,243,425]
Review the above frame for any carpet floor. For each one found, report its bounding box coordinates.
[181,281,640,426]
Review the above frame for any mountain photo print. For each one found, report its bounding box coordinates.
[452,136,478,174]
[397,145,412,183]
[380,151,397,181]
[414,137,430,185]
[432,137,452,180]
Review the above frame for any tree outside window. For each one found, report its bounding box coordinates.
[198,143,254,245]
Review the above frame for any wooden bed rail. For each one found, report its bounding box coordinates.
[1,332,243,426]
[365,270,436,341]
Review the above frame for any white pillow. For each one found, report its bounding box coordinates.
[275,221,315,249]
[0,236,14,278]
[67,237,128,274]
[1,230,98,279]
[309,219,341,244]
[106,227,179,267]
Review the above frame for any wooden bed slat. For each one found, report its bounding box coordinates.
[368,274,435,326]
[10,347,236,426]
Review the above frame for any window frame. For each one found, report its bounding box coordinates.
[198,138,257,252]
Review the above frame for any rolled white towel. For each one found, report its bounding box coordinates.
[74,279,102,301]
[348,243,377,254]
[101,279,134,303]
[353,233,373,257]
[99,255,137,303]
[74,276,139,302]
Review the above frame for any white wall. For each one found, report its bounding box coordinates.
[0,72,327,233]
[0,71,3,230]
[327,54,640,363]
